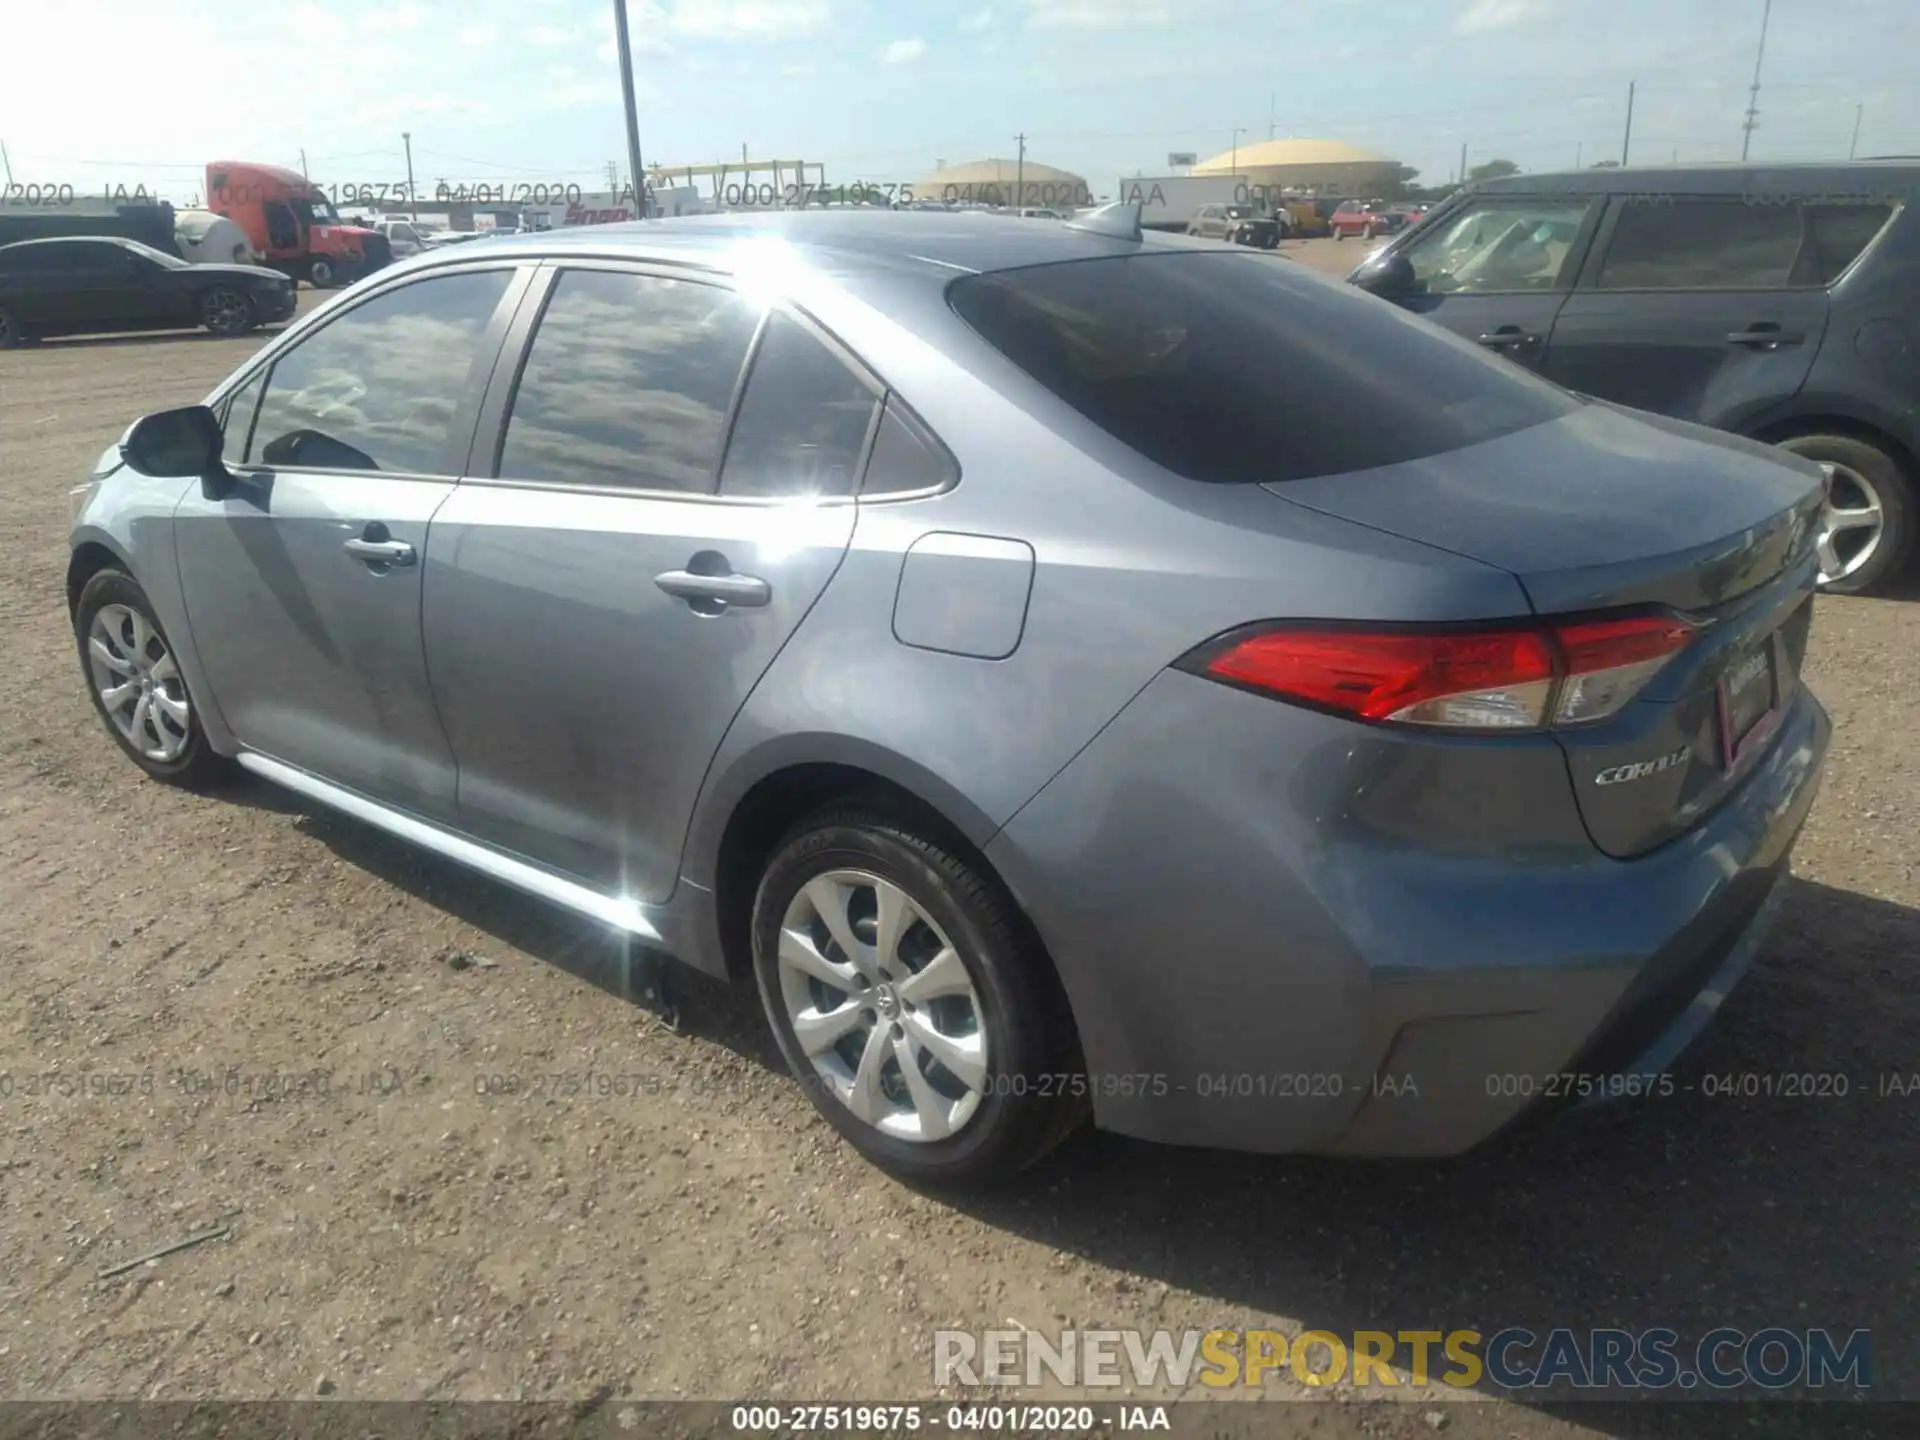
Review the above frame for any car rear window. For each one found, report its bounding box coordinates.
[947,252,1578,484]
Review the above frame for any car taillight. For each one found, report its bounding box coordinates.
[1185,613,1697,733]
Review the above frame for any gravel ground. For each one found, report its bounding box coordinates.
[2,265,1916,1439]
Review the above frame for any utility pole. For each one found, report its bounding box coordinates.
[1622,80,1636,166]
[402,131,418,217]
[1740,0,1773,161]
[1230,126,1246,181]
[300,148,309,179]
[613,0,649,217]
[606,160,619,197]
[0,139,12,186]
[1014,132,1026,209]
[1576,141,1583,168]
[1850,104,1864,160]
[1458,141,1467,184]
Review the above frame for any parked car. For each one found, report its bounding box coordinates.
[1329,199,1406,241]
[0,236,295,346]
[371,218,434,257]
[1187,202,1282,248]
[70,211,1829,1184]
[1348,162,1920,594]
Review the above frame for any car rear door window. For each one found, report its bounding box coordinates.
[949,251,1577,485]
[861,396,958,497]
[499,269,762,493]
[1594,200,1803,290]
[1804,203,1894,283]
[248,269,512,473]
[717,311,879,499]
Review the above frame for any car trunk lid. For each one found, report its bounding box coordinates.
[1267,401,1826,856]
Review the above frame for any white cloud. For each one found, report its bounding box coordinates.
[284,5,348,41]
[666,1,832,41]
[525,24,580,46]
[458,24,500,47]
[781,60,818,74]
[960,7,995,30]
[1026,0,1170,28]
[360,3,431,34]
[882,37,928,63]
[1454,0,1546,35]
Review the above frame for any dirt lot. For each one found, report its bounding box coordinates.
[2,268,1917,1439]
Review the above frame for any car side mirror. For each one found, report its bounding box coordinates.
[1350,249,1416,299]
[122,405,228,487]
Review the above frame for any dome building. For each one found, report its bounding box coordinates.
[1190,138,1403,197]
[917,158,1093,210]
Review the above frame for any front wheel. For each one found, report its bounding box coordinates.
[74,569,228,788]
[751,804,1083,1186]
[1334,227,1347,241]
[308,257,338,289]
[200,287,255,337]
[1776,433,1915,595]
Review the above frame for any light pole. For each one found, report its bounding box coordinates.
[1850,103,1864,160]
[1014,132,1026,210]
[1740,0,1773,161]
[613,0,649,215]
[402,131,418,217]
[1623,80,1636,166]
[1230,126,1246,181]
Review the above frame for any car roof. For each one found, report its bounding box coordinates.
[0,235,141,252]
[405,209,1218,281]
[1471,161,1920,197]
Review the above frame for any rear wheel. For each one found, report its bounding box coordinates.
[1334,227,1347,241]
[200,286,255,337]
[308,257,338,289]
[1776,432,1914,594]
[74,569,228,788]
[751,804,1083,1186]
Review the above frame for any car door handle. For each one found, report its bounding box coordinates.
[1726,327,1804,348]
[344,537,416,566]
[1477,327,1541,347]
[654,569,771,609]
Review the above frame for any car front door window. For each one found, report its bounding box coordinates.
[248,268,513,474]
[1407,200,1596,294]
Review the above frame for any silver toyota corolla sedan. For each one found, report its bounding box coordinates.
[69,207,1831,1184]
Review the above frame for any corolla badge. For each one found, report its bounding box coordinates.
[1594,747,1692,786]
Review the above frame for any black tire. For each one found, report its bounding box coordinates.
[74,569,229,789]
[308,257,338,289]
[1775,432,1915,596]
[200,287,255,337]
[0,304,25,348]
[751,803,1084,1187]
[1334,228,1347,241]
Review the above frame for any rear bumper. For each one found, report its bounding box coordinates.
[984,670,1830,1157]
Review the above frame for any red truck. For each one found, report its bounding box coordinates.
[205,162,391,288]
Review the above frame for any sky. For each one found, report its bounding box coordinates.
[1,0,1915,205]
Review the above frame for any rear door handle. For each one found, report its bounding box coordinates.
[654,568,771,609]
[1726,326,1804,348]
[1476,326,1541,347]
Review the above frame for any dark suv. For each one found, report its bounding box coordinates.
[1348,163,1919,593]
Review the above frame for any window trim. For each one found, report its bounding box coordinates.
[470,256,909,508]
[217,260,534,485]
[857,391,961,503]
[1574,194,1870,294]
[1400,193,1607,297]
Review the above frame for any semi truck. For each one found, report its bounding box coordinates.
[1115,174,1287,232]
[205,162,391,288]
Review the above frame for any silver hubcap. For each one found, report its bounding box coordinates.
[88,604,192,762]
[206,291,247,330]
[777,869,988,1142]
[1815,461,1885,586]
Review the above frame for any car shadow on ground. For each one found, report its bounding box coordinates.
[218,773,1918,1432]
